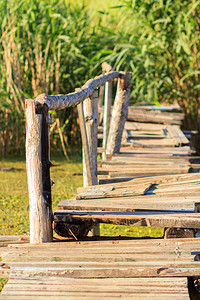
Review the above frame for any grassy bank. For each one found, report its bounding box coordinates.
[1,0,200,156]
[0,153,164,292]
[0,154,83,235]
[0,154,164,237]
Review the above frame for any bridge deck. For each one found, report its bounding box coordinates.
[0,236,200,299]
[1,104,200,299]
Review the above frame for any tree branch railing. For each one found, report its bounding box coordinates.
[25,66,132,243]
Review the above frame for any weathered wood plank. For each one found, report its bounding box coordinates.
[1,276,189,300]
[0,295,189,300]
[1,261,200,278]
[76,183,151,199]
[57,196,198,212]
[54,211,200,229]
[78,173,200,193]
[167,125,189,145]
[120,146,192,154]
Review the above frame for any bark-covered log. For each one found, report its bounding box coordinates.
[83,91,98,186]
[77,102,93,187]
[25,99,53,243]
[35,72,119,111]
[106,72,132,155]
[102,81,112,160]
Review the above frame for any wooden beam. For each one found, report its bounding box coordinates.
[77,102,93,186]
[102,81,112,159]
[106,72,132,155]
[35,72,120,111]
[83,91,99,186]
[25,99,53,243]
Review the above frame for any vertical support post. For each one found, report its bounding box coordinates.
[79,91,100,236]
[25,99,53,243]
[80,90,99,187]
[84,91,100,236]
[98,85,105,110]
[83,90,99,186]
[106,72,132,155]
[77,102,93,187]
[102,80,112,160]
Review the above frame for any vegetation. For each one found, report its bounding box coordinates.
[0,0,200,156]
[101,0,200,130]
[0,153,163,237]
[0,154,83,235]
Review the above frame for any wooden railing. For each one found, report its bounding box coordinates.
[25,64,131,243]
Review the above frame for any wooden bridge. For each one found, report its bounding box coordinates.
[1,64,200,299]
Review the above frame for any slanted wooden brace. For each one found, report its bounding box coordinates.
[25,69,131,243]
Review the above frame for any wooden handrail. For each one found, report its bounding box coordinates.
[25,67,131,243]
[35,71,120,111]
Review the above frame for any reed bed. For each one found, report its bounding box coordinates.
[0,0,200,156]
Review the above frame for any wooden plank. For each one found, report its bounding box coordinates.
[1,261,200,278]
[106,170,190,178]
[54,211,200,229]
[0,251,196,263]
[98,165,190,173]
[75,183,151,199]
[167,125,189,145]
[129,103,182,112]
[57,194,199,212]
[127,110,184,125]
[0,295,190,300]
[1,275,189,300]
[104,157,198,165]
[125,121,166,131]
[111,155,200,161]
[78,173,200,193]
[126,130,165,137]
[119,147,192,155]
[57,198,196,212]
[1,241,200,265]
[98,161,191,168]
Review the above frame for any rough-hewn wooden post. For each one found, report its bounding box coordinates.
[102,81,112,160]
[25,99,53,243]
[83,90,99,186]
[77,102,93,187]
[106,72,132,156]
[98,62,112,110]
[82,90,100,236]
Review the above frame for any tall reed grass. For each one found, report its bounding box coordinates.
[0,0,200,156]
[95,0,200,130]
[0,0,106,156]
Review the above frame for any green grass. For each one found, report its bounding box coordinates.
[0,153,164,237]
[0,154,83,235]
[100,224,164,238]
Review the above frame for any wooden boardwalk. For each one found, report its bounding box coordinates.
[1,104,200,299]
[55,106,200,237]
[1,236,200,299]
